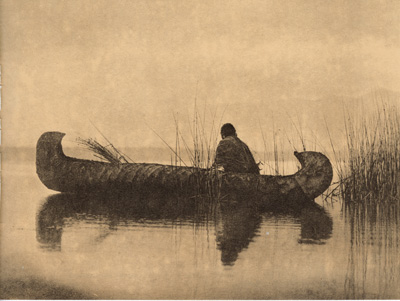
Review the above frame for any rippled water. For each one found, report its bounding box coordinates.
[1,156,399,299]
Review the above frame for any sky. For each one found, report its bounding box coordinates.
[1,0,400,157]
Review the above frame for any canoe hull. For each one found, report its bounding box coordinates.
[36,132,333,203]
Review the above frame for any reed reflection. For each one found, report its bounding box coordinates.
[37,193,333,266]
[344,202,400,299]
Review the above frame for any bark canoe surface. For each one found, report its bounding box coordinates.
[36,132,333,203]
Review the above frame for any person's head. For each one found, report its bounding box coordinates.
[221,123,236,139]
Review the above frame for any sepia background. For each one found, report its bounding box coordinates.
[1,0,400,299]
[2,0,400,150]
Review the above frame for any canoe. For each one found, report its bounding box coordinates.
[36,131,333,203]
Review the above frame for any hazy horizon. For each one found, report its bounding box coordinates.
[2,87,399,162]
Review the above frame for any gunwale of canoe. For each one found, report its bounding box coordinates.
[36,132,333,203]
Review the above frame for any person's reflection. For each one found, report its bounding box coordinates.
[215,204,262,266]
[214,200,333,266]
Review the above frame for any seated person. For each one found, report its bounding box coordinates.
[214,123,260,174]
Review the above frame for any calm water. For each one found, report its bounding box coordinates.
[1,153,399,299]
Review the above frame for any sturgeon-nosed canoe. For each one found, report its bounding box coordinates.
[36,131,333,202]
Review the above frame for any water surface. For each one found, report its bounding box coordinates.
[1,152,399,299]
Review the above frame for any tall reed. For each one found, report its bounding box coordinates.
[172,103,222,201]
[337,100,400,205]
[258,113,318,176]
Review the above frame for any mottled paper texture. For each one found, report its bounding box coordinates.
[1,0,400,299]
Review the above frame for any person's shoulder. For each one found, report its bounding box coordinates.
[236,137,249,146]
[219,136,236,144]
[225,136,237,142]
[217,136,236,149]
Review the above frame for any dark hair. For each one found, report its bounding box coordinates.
[221,123,236,137]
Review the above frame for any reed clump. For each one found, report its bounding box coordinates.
[77,137,130,164]
[338,101,400,205]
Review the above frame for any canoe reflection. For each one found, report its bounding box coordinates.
[37,193,332,265]
[298,204,333,244]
